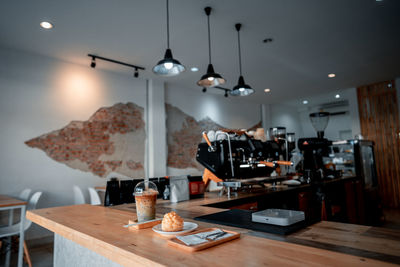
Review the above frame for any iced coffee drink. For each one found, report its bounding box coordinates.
[134,181,158,222]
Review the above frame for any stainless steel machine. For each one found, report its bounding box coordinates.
[196,130,293,196]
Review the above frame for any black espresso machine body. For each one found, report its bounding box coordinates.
[298,138,331,176]
[297,137,342,181]
[196,138,281,179]
[297,112,341,182]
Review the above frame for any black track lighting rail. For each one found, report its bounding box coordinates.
[202,86,231,97]
[215,86,231,92]
[88,54,145,76]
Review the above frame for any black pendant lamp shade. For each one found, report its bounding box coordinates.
[231,75,254,96]
[198,63,225,87]
[230,23,254,96]
[197,7,226,88]
[153,0,185,76]
[153,48,185,76]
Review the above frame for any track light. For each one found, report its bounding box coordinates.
[87,54,145,78]
[202,87,207,93]
[90,57,96,68]
[224,90,228,98]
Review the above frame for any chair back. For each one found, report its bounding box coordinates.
[88,187,102,205]
[19,188,32,201]
[25,191,42,231]
[104,180,120,206]
[73,186,86,205]
[120,180,135,204]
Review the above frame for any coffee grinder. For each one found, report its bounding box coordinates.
[298,112,332,182]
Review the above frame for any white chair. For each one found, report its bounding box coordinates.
[0,192,42,267]
[73,185,86,205]
[88,187,102,205]
[19,189,32,201]
[1,188,32,266]
[5,189,32,225]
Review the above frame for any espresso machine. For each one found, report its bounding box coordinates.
[196,130,293,196]
[298,112,338,182]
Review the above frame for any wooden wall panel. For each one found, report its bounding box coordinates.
[357,80,400,208]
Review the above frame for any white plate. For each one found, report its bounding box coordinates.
[152,222,198,236]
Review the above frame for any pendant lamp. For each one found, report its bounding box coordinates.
[153,0,185,76]
[197,7,226,88]
[230,23,254,96]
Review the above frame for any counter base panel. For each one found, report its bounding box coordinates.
[54,234,122,267]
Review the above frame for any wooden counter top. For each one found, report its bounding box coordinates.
[0,195,27,207]
[115,191,400,264]
[27,190,400,266]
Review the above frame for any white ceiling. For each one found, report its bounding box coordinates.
[0,0,399,104]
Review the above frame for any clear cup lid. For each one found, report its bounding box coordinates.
[133,180,158,196]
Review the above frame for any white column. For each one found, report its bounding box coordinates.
[261,104,272,139]
[146,79,167,177]
[345,87,361,138]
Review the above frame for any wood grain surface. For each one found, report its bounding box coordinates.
[27,197,400,266]
[292,221,400,257]
[0,195,27,208]
[168,228,241,252]
[357,80,400,208]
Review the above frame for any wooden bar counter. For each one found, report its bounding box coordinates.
[27,191,400,266]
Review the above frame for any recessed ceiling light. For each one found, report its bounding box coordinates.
[190,67,199,72]
[264,88,271,93]
[328,73,336,78]
[40,21,53,29]
[302,100,309,104]
[335,94,340,99]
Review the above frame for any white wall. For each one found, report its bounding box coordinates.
[0,47,147,239]
[266,104,304,138]
[274,87,361,141]
[165,85,261,129]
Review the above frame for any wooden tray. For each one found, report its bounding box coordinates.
[127,219,162,230]
[168,228,240,252]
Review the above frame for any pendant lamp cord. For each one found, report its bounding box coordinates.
[237,29,242,76]
[166,0,170,49]
[207,13,212,64]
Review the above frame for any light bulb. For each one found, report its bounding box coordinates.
[207,77,214,81]
[164,62,173,70]
[40,21,53,29]
[239,88,245,92]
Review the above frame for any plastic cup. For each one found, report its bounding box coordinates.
[134,181,158,222]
